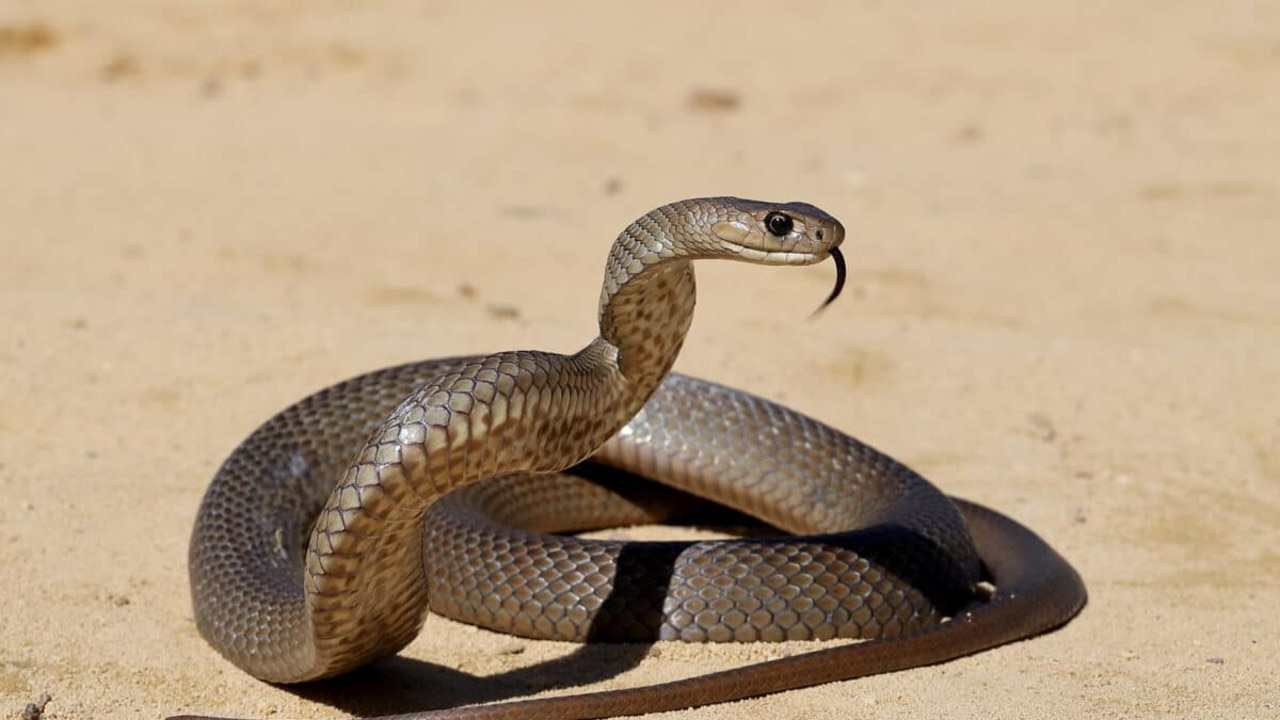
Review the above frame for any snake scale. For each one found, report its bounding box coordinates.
[179,197,1086,720]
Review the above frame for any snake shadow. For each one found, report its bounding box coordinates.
[287,640,657,717]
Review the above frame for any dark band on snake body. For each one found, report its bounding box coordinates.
[180,197,1085,720]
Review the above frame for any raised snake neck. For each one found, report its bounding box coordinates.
[181,197,1085,720]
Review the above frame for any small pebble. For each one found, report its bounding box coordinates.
[22,693,51,720]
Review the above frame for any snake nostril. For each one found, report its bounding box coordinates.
[816,229,825,241]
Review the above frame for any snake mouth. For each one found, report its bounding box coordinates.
[719,244,839,266]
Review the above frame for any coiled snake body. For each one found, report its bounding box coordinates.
[184,197,1086,719]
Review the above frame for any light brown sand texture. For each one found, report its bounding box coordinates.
[2,2,1277,719]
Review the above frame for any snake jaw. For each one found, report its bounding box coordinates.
[718,245,834,265]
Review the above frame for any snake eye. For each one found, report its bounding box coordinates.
[764,212,794,237]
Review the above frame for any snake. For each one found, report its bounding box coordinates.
[181,197,1086,720]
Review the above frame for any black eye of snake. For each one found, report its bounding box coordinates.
[765,212,794,237]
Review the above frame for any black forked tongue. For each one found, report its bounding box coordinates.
[810,247,846,318]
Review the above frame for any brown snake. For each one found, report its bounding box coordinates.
[180,197,1086,719]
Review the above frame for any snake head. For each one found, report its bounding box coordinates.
[694,197,847,313]
[603,197,848,341]
[698,197,845,266]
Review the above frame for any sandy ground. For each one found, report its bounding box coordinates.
[2,2,1278,719]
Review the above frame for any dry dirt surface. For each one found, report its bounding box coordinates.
[2,2,1277,719]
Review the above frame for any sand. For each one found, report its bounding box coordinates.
[2,1,1277,719]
